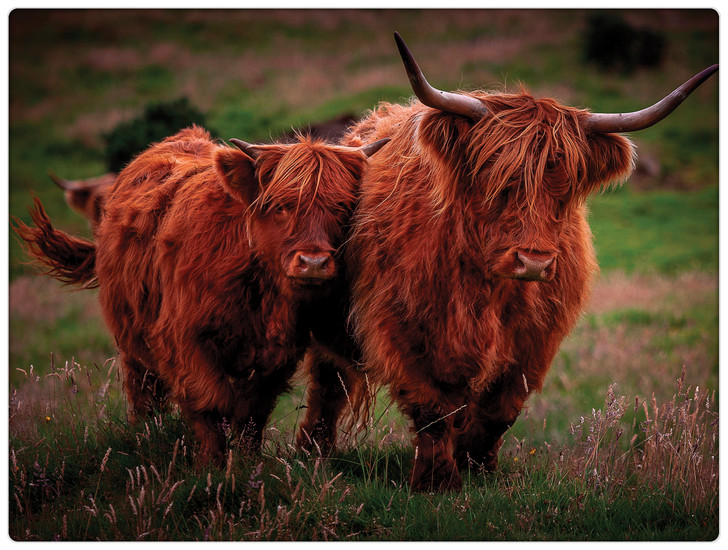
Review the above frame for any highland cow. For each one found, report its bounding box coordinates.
[331,33,717,491]
[14,126,388,465]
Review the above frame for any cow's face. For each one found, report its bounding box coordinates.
[481,180,568,283]
[215,137,387,295]
[418,94,635,283]
[246,197,346,290]
[473,100,635,283]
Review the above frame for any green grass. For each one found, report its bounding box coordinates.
[589,185,718,274]
[10,361,718,540]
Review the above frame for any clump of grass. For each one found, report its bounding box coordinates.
[563,367,718,515]
[8,355,389,540]
[632,370,718,513]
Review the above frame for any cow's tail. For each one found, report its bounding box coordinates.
[12,196,98,288]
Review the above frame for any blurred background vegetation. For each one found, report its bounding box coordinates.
[8,8,718,441]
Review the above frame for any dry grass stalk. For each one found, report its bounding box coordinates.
[566,369,717,513]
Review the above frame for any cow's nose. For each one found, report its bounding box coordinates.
[293,252,335,280]
[514,251,556,281]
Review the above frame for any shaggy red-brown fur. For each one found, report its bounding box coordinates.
[337,91,635,491]
[14,126,376,465]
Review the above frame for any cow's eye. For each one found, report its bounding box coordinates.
[273,204,288,218]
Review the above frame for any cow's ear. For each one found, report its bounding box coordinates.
[417,110,470,162]
[215,148,258,206]
[583,133,635,192]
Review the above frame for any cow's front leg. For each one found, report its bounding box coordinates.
[455,416,515,472]
[408,403,462,492]
[455,373,528,472]
[183,408,228,468]
[296,346,364,454]
[231,363,299,453]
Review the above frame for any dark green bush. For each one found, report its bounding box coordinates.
[103,97,210,172]
[582,12,665,73]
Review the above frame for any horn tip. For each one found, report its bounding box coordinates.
[361,137,391,157]
[695,64,718,84]
[47,171,66,188]
[229,138,249,149]
[229,138,261,160]
[393,31,409,57]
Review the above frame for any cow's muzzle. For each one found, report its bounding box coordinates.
[495,249,557,282]
[514,250,556,281]
[288,251,336,282]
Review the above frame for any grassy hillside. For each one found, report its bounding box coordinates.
[9,10,718,265]
[8,9,719,541]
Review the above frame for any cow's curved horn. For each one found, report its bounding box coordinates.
[360,138,391,157]
[229,138,262,160]
[394,32,488,120]
[48,171,74,190]
[583,64,718,134]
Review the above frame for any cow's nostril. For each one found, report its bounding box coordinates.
[299,253,329,270]
[292,252,335,280]
[514,251,556,281]
[517,251,553,270]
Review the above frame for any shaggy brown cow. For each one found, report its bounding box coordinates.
[14,126,388,465]
[330,34,717,491]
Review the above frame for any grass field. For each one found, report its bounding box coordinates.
[7,9,719,541]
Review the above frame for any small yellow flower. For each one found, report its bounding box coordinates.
[529,448,536,455]
[45,416,51,422]
[513,457,519,462]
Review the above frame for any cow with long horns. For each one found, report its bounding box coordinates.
[326,33,717,491]
[14,126,388,465]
